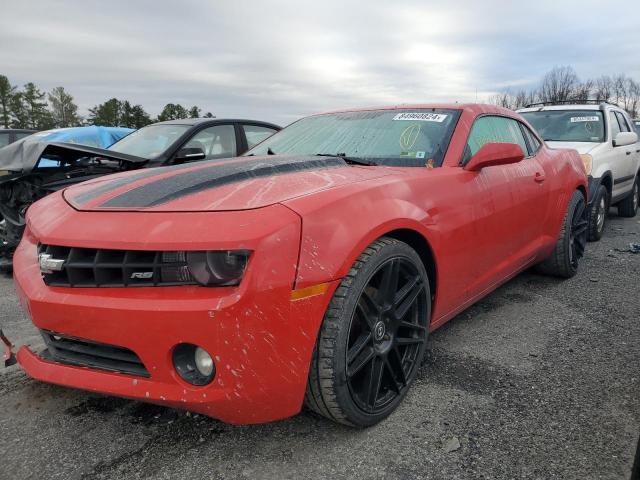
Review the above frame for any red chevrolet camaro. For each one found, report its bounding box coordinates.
[12,104,588,427]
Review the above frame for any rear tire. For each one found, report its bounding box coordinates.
[305,237,430,427]
[587,185,609,242]
[537,190,587,278]
[617,177,639,218]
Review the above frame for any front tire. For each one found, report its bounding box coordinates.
[537,190,588,278]
[587,184,608,241]
[617,177,639,218]
[305,237,430,427]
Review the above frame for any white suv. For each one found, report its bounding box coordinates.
[518,102,640,241]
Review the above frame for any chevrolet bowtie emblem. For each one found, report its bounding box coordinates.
[38,253,65,274]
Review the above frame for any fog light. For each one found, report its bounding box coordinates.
[172,343,216,385]
[194,347,214,376]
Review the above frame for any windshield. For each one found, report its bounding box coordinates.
[247,109,461,167]
[520,110,605,143]
[109,124,189,159]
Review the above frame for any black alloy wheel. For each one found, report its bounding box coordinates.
[569,196,588,269]
[305,237,430,427]
[587,185,608,242]
[346,257,427,414]
[537,190,587,278]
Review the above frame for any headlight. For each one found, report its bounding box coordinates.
[159,250,250,286]
[579,154,593,175]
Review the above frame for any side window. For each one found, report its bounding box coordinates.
[184,125,236,160]
[609,111,622,138]
[0,132,10,148]
[614,112,631,132]
[464,116,528,163]
[14,132,33,141]
[243,125,278,149]
[520,124,542,156]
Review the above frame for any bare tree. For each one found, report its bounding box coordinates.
[572,79,593,102]
[487,88,538,110]
[593,75,613,101]
[539,66,580,103]
[610,75,640,117]
[487,90,516,109]
[627,79,640,118]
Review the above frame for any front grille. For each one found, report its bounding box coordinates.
[40,330,149,377]
[39,244,196,287]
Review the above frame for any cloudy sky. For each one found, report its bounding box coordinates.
[1,0,638,125]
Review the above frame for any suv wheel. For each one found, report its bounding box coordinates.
[617,177,639,218]
[587,185,609,241]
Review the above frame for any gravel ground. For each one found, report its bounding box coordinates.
[1,213,639,480]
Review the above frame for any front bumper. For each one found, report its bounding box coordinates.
[13,201,338,424]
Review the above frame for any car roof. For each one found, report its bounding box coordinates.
[0,128,37,133]
[517,104,605,113]
[152,118,280,128]
[316,103,517,117]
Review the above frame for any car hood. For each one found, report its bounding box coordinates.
[545,141,600,155]
[0,140,146,174]
[64,155,396,212]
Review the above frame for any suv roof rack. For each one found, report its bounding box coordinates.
[524,99,619,108]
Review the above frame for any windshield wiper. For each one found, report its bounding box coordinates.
[315,153,377,166]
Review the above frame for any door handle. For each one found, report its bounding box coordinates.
[626,151,632,156]
[534,171,546,183]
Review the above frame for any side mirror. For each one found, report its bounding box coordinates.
[174,147,206,162]
[464,142,525,172]
[613,131,638,147]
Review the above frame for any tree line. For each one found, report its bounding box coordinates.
[489,66,640,117]
[0,74,213,130]
[3,67,638,131]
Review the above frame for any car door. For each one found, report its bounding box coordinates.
[614,111,639,190]
[180,124,238,162]
[607,111,635,199]
[460,115,550,298]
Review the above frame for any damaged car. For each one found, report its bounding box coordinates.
[1,126,134,268]
[0,128,37,148]
[0,119,280,268]
[13,104,587,427]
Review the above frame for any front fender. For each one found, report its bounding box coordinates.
[286,190,440,290]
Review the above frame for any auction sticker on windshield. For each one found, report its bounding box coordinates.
[393,112,448,122]
[570,116,600,123]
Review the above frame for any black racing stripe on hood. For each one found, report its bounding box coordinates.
[73,169,163,205]
[72,161,202,206]
[100,156,347,208]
